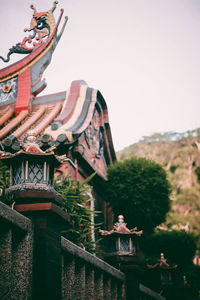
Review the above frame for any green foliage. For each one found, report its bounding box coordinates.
[105,157,171,232]
[143,230,197,266]
[0,161,9,191]
[183,264,200,297]
[55,174,99,253]
[0,161,13,205]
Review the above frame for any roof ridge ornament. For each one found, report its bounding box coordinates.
[22,131,45,154]
[0,1,63,63]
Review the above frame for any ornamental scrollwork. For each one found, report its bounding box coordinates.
[0,77,18,103]
[0,2,58,62]
[84,110,104,160]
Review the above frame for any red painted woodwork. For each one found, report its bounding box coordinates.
[55,80,87,124]
[14,202,70,222]
[15,68,31,114]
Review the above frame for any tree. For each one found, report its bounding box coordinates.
[0,161,13,205]
[105,157,171,232]
[0,161,9,193]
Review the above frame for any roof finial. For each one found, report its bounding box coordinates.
[26,130,37,143]
[23,131,45,154]
[30,4,37,16]
[118,215,124,223]
[51,1,58,13]
[160,253,166,262]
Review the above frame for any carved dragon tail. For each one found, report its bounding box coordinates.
[0,53,12,63]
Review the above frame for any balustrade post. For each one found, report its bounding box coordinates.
[73,260,86,300]
[95,272,104,300]
[0,228,12,299]
[85,267,94,300]
[103,276,111,300]
[11,229,33,300]
[111,279,118,300]
[19,209,70,300]
[117,282,126,300]
[62,256,75,300]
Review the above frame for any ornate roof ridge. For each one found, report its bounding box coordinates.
[0,2,68,113]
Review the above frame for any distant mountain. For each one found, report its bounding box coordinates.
[117,128,200,247]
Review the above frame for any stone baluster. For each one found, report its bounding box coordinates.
[85,267,95,300]
[103,276,111,300]
[111,279,118,300]
[95,272,104,300]
[62,256,75,300]
[117,282,126,300]
[73,261,86,300]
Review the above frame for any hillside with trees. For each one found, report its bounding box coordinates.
[117,128,200,248]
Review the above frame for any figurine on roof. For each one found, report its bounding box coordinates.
[22,131,46,154]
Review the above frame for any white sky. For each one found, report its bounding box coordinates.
[0,0,199,151]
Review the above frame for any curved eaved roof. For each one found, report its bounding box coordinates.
[0,3,116,180]
[0,79,116,179]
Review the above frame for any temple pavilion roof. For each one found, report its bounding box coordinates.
[100,215,143,236]
[0,2,116,180]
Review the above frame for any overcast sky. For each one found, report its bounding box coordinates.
[0,0,199,151]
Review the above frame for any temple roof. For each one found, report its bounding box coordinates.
[0,3,116,180]
[100,215,143,236]
[147,253,178,270]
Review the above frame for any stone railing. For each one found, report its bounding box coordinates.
[0,201,166,300]
[61,237,126,300]
[0,201,126,300]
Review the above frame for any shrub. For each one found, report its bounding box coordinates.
[143,230,197,266]
[105,157,171,232]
